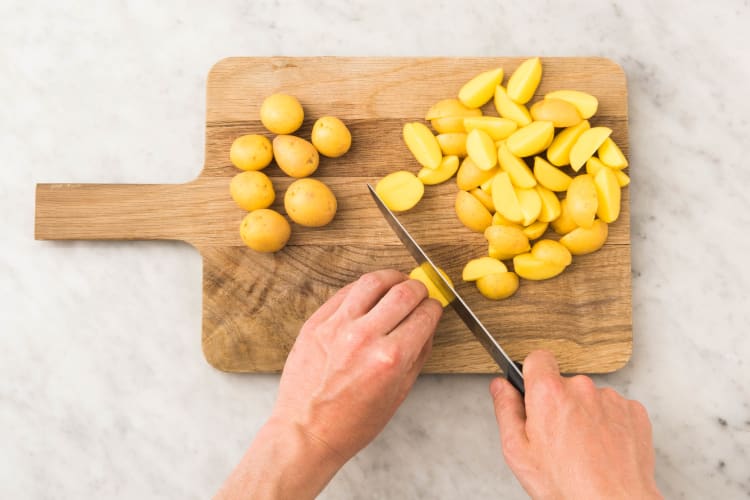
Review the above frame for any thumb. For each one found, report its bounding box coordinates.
[490,378,529,458]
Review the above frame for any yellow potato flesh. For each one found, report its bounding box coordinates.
[566,174,598,228]
[506,121,555,158]
[376,171,425,212]
[493,85,532,126]
[272,135,320,178]
[516,187,542,226]
[240,209,291,253]
[230,134,273,171]
[466,129,498,170]
[463,116,518,141]
[436,133,468,157]
[425,98,482,120]
[284,178,338,227]
[230,171,275,211]
[507,57,542,104]
[544,90,598,119]
[418,155,459,185]
[491,172,524,224]
[570,127,612,171]
[403,122,442,169]
[462,257,508,281]
[455,190,493,232]
[498,142,536,189]
[311,116,352,158]
[535,185,561,222]
[531,239,572,267]
[546,120,590,167]
[492,211,522,229]
[560,220,609,255]
[529,98,582,128]
[594,167,621,223]
[476,272,520,300]
[585,156,608,176]
[458,67,504,108]
[409,264,454,307]
[469,188,495,213]
[431,117,467,134]
[614,169,630,187]
[484,224,530,258]
[534,156,572,192]
[598,137,629,169]
[260,94,304,134]
[522,221,548,240]
[456,157,498,191]
[551,198,578,235]
[513,253,566,281]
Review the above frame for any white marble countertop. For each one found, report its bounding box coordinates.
[3,1,749,498]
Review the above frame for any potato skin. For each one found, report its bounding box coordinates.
[284,178,337,227]
[311,116,351,158]
[230,134,273,171]
[273,135,320,178]
[239,209,291,253]
[229,171,275,211]
[260,94,304,134]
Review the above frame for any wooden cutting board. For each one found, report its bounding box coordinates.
[35,57,631,374]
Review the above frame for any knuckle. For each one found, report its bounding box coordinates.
[391,281,420,304]
[600,387,621,401]
[358,272,385,291]
[629,400,650,421]
[568,374,596,393]
[371,343,401,369]
[534,376,564,399]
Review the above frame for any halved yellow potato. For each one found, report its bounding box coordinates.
[418,155,459,185]
[491,172,524,223]
[455,190,493,232]
[462,257,507,281]
[409,264,454,307]
[531,239,572,267]
[470,188,495,213]
[546,120,590,167]
[403,122,442,169]
[533,156,572,192]
[570,127,612,171]
[513,253,566,281]
[594,167,621,223]
[507,57,542,104]
[529,98,582,128]
[459,68,504,108]
[544,90,598,119]
[535,185,561,222]
[523,220,548,240]
[431,117,468,134]
[598,137,628,169]
[585,156,608,177]
[476,272,520,300]
[484,224,530,259]
[506,121,555,158]
[376,171,425,212]
[436,133,468,157]
[463,116,518,141]
[456,157,498,191]
[551,198,578,235]
[613,169,630,187]
[492,211,522,229]
[493,85,532,126]
[566,174,598,228]
[498,142,536,189]
[560,219,608,255]
[466,129,497,170]
[426,98,482,120]
[516,187,542,226]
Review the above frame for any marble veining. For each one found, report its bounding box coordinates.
[2,0,749,498]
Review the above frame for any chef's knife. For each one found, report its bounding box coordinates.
[367,184,525,394]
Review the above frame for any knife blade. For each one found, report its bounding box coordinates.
[367,184,525,394]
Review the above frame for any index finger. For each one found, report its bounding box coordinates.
[334,269,408,320]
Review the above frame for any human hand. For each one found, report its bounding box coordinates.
[490,350,661,499]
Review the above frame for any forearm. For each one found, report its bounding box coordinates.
[215,417,344,500]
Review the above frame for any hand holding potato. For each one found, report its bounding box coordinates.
[216,270,443,499]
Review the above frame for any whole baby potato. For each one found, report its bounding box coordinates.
[260,93,304,134]
[311,116,352,158]
[230,134,273,171]
[229,171,275,211]
[239,209,291,253]
[273,135,320,178]
[284,178,338,227]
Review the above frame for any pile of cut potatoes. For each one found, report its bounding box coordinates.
[375,57,629,302]
[229,94,351,252]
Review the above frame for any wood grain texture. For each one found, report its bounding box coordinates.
[35,57,632,374]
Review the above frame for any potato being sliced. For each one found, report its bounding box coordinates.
[533,156,572,192]
[436,133,468,157]
[476,272,520,300]
[594,167,621,223]
[546,120,591,167]
[376,171,424,212]
[506,121,555,158]
[491,172,524,223]
[493,85,532,126]
[456,157,498,191]
[403,122,442,169]
[545,90,598,119]
[409,264,454,307]
[466,129,498,170]
[455,190,493,232]
[458,67,504,108]
[418,155,459,185]
[570,127,612,171]
[560,220,609,255]
[566,174,598,228]
[498,142,536,189]
[462,257,508,281]
[598,137,629,169]
[507,57,542,104]
[463,116,518,141]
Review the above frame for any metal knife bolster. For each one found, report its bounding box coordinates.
[367,184,524,394]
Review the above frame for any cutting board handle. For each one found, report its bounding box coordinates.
[34,178,230,246]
